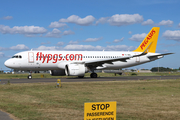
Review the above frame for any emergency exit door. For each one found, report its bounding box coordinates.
[135,53,140,62]
[28,52,34,63]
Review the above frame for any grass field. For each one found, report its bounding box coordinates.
[0,79,180,120]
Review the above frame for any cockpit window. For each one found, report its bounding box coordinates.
[12,55,22,59]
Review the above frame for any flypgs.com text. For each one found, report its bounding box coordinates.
[36,52,83,63]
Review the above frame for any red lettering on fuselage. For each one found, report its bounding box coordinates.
[42,54,47,63]
[36,52,83,63]
[52,54,58,63]
[140,29,156,50]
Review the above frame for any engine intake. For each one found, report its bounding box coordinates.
[65,64,86,76]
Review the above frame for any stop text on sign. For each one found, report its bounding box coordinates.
[84,101,116,120]
[92,104,110,110]
[36,52,83,63]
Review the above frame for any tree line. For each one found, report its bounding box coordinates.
[150,67,179,72]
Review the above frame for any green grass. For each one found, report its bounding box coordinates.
[0,79,180,120]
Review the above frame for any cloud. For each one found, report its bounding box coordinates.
[44,29,74,38]
[35,46,59,50]
[106,45,135,51]
[45,28,61,38]
[178,23,180,27]
[2,16,13,20]
[84,37,103,42]
[113,37,124,43]
[41,41,51,45]
[129,33,147,42]
[63,44,135,51]
[56,42,64,46]
[63,30,75,35]
[64,45,103,51]
[0,52,5,58]
[10,44,29,51]
[142,19,154,25]
[108,14,143,26]
[0,25,47,35]
[96,17,109,25]
[0,47,8,51]
[156,20,173,26]
[159,43,180,47]
[49,21,67,28]
[128,31,132,34]
[68,40,79,45]
[34,43,137,51]
[59,15,95,26]
[162,30,180,41]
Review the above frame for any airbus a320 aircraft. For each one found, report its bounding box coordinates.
[4,27,173,79]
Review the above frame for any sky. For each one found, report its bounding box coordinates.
[0,0,180,70]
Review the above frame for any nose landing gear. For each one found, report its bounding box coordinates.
[27,71,32,79]
[27,75,32,79]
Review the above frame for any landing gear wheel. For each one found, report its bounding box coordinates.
[78,76,84,78]
[90,73,97,78]
[28,75,32,79]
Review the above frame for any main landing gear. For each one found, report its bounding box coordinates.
[90,73,97,78]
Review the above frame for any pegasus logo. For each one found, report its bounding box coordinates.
[140,29,156,50]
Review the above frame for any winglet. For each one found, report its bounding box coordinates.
[133,27,160,53]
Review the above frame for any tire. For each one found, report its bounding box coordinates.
[27,75,32,79]
[78,76,84,78]
[90,73,97,78]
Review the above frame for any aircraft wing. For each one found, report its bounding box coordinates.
[85,56,131,66]
[84,53,145,67]
[84,45,152,66]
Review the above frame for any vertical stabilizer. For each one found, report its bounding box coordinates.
[133,27,160,53]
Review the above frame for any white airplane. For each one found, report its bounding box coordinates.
[4,27,173,79]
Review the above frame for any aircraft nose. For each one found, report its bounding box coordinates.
[4,59,12,68]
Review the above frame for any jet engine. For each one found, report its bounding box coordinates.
[65,64,88,76]
[50,70,66,76]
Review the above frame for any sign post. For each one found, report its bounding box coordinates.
[84,101,116,120]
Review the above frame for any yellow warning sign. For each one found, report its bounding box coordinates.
[84,101,116,120]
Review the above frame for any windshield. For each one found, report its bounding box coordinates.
[12,55,22,58]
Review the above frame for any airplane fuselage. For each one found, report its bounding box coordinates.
[4,50,161,71]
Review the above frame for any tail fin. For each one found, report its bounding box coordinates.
[133,27,160,53]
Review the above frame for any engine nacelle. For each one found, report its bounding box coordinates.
[50,70,66,76]
[65,64,87,76]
